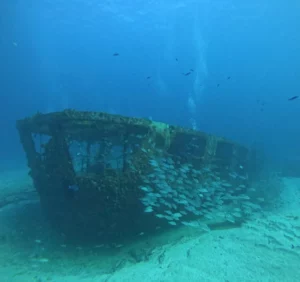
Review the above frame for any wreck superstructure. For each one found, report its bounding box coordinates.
[16,110,260,242]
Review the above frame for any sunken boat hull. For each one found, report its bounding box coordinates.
[16,110,259,242]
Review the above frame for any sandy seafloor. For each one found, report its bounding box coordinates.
[0,166,300,282]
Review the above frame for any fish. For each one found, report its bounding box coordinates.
[257,99,265,106]
[183,72,191,76]
[175,58,179,62]
[168,221,177,226]
[227,76,231,80]
[146,76,151,79]
[190,69,194,72]
[113,53,119,56]
[68,184,79,192]
[144,206,153,213]
[288,96,298,101]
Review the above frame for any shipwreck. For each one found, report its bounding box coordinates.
[16,110,260,242]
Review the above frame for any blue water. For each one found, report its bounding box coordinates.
[1,1,299,164]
